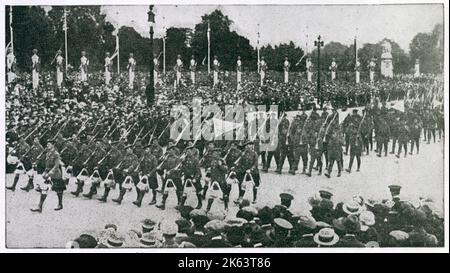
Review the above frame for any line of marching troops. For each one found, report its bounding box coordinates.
[6,95,443,215]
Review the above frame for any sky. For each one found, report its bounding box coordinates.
[76,4,443,52]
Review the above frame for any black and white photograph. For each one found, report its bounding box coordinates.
[1,0,448,252]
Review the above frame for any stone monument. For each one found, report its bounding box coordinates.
[380,40,393,78]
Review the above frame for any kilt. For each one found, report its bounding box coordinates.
[51,178,67,192]
[148,175,158,189]
[236,170,260,187]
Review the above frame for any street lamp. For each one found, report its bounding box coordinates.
[146,5,155,106]
[314,35,324,108]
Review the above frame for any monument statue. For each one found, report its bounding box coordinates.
[380,40,393,78]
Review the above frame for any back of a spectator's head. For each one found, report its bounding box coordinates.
[75,234,98,248]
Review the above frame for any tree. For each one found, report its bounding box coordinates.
[410,24,443,73]
[10,6,56,70]
[191,9,256,71]
[310,41,350,72]
[260,41,305,71]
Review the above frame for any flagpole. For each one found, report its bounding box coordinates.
[116,34,120,73]
[9,6,13,53]
[207,20,211,74]
[64,7,68,73]
[257,24,260,73]
[163,37,166,76]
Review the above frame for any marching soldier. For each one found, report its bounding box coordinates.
[375,115,390,157]
[359,109,374,155]
[6,47,17,83]
[189,55,197,84]
[290,111,309,174]
[31,140,65,212]
[324,129,343,178]
[21,136,44,191]
[112,145,139,204]
[80,51,89,82]
[205,156,228,212]
[409,115,422,155]
[345,133,363,173]
[283,57,290,84]
[306,128,323,177]
[213,55,220,87]
[31,49,40,90]
[276,114,290,174]
[262,112,279,172]
[156,144,182,210]
[178,148,203,209]
[259,56,268,86]
[236,56,243,87]
[6,138,29,191]
[97,141,123,202]
[234,141,260,204]
[396,117,410,158]
[127,53,136,89]
[54,50,64,88]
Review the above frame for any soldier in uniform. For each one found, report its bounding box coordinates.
[178,148,203,209]
[31,49,40,90]
[306,119,324,177]
[6,138,30,191]
[289,111,309,174]
[205,156,228,212]
[112,145,139,204]
[325,129,343,178]
[276,114,290,174]
[97,141,123,202]
[396,117,410,158]
[375,114,390,157]
[262,112,279,172]
[189,55,197,84]
[409,115,422,154]
[234,141,259,204]
[156,144,182,210]
[80,51,89,82]
[20,136,44,191]
[33,140,65,212]
[345,133,363,173]
[359,109,374,155]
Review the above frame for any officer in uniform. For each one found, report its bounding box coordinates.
[276,114,290,174]
[396,117,410,158]
[346,133,363,173]
[262,112,279,172]
[235,141,259,204]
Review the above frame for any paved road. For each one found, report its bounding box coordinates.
[5,139,444,248]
